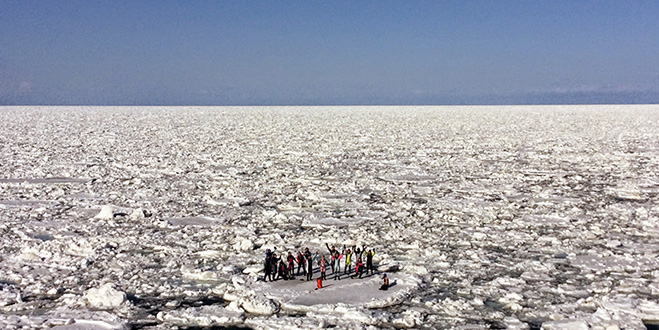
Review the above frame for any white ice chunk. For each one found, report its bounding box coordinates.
[239,294,281,315]
[233,238,255,252]
[128,208,145,220]
[94,205,114,220]
[83,283,127,309]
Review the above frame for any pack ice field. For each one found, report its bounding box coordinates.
[0,105,658,329]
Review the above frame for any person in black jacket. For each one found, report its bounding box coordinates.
[264,249,273,282]
[279,257,290,280]
[365,248,375,275]
[304,248,313,281]
[325,243,340,274]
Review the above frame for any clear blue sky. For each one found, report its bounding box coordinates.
[1,0,658,105]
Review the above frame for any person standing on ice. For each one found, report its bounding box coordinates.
[353,258,365,279]
[286,252,296,279]
[307,250,319,281]
[296,251,306,276]
[365,248,375,275]
[304,248,313,281]
[264,249,273,282]
[271,253,280,281]
[319,255,328,280]
[344,246,353,275]
[332,251,343,280]
[325,243,337,273]
[354,245,365,261]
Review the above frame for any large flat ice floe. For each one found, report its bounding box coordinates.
[225,272,420,312]
[1,105,659,329]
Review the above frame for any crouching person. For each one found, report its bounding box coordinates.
[379,274,389,291]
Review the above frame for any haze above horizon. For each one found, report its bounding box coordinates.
[2,1,659,106]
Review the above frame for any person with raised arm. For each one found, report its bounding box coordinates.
[357,245,366,260]
[365,248,375,275]
[325,243,337,273]
[307,250,319,281]
[332,251,343,280]
[344,246,353,275]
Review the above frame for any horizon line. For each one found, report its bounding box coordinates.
[2,103,658,107]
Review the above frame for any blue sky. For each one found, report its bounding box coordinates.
[1,1,658,105]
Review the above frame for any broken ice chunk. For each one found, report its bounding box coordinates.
[93,205,114,220]
[83,283,127,309]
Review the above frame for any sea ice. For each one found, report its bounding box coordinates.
[1,105,658,328]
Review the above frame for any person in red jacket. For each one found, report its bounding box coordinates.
[296,251,306,276]
[353,258,365,279]
[286,252,295,279]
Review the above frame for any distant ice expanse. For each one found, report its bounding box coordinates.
[0,105,658,329]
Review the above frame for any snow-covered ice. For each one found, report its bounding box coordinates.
[0,105,658,329]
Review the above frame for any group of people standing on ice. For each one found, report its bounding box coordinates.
[263,243,379,283]
[263,247,317,282]
[323,243,376,281]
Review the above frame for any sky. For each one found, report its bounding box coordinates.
[1,0,659,105]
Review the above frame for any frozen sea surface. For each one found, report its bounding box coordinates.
[1,105,659,329]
